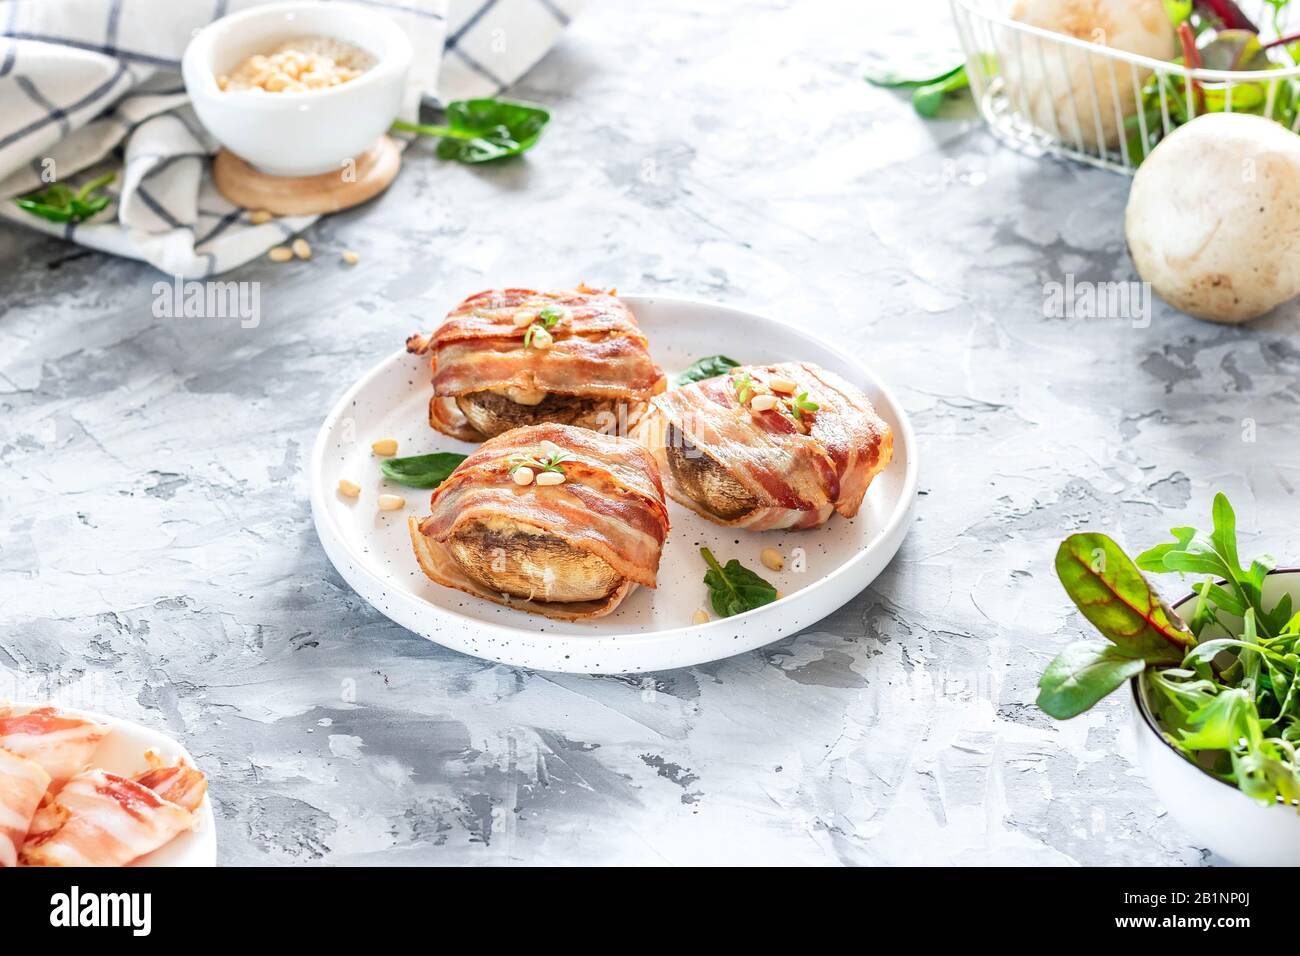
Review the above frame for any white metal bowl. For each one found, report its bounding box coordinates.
[951,0,1300,174]
[1130,569,1300,866]
[182,1,411,176]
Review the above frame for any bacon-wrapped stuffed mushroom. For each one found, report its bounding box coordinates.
[408,424,670,620]
[407,286,666,441]
[637,361,893,530]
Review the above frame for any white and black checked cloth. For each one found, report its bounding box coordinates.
[0,0,583,276]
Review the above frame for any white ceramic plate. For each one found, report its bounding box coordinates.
[16,704,216,867]
[310,295,919,673]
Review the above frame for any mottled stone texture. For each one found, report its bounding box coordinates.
[1,0,1296,865]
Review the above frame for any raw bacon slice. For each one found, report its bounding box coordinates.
[0,705,110,785]
[20,769,194,867]
[410,423,669,619]
[0,748,50,867]
[134,751,209,812]
[638,361,894,530]
[407,286,665,441]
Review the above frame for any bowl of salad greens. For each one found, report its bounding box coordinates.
[1037,493,1300,866]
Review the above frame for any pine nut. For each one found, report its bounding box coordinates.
[761,547,784,571]
[692,608,710,625]
[291,238,312,259]
[371,438,398,456]
[538,440,563,458]
[512,466,535,486]
[268,246,293,262]
[512,311,534,328]
[377,494,405,512]
[530,327,554,350]
[249,209,273,224]
[768,377,797,394]
[341,250,360,265]
[337,478,361,498]
[535,471,566,486]
[750,394,778,412]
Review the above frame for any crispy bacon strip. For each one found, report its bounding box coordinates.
[0,748,50,867]
[0,705,110,785]
[20,769,194,867]
[411,423,669,619]
[407,286,666,440]
[639,361,894,530]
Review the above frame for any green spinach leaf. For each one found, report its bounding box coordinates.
[676,355,739,386]
[15,172,116,224]
[1036,642,1147,719]
[911,67,969,118]
[379,452,467,488]
[393,98,550,164]
[701,547,777,618]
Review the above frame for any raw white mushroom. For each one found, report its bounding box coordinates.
[1126,113,1300,324]
[1003,0,1175,150]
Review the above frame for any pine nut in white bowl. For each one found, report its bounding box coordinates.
[182,1,411,177]
[1130,568,1300,867]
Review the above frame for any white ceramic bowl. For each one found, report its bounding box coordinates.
[182,1,411,176]
[1130,569,1300,866]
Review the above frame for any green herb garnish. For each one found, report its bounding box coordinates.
[392,98,550,164]
[731,372,754,405]
[676,355,739,386]
[15,172,116,224]
[1039,493,1300,811]
[524,305,566,348]
[509,448,572,475]
[784,391,820,419]
[701,547,778,618]
[379,452,467,488]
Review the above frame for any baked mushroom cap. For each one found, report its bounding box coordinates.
[455,390,623,440]
[662,423,757,521]
[445,518,624,604]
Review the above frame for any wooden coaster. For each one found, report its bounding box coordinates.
[212,135,401,216]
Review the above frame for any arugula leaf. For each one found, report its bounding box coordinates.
[1138,492,1286,639]
[700,547,777,618]
[15,172,116,224]
[676,355,739,386]
[1056,533,1193,663]
[379,452,467,488]
[393,98,550,164]
[1036,642,1147,719]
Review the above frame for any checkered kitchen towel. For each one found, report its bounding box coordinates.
[0,0,583,277]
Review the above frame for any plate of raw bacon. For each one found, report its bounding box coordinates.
[311,293,919,673]
[0,704,215,867]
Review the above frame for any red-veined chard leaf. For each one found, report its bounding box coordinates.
[1056,532,1193,664]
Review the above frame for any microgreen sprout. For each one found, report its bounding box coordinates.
[524,305,566,348]
[784,391,820,419]
[732,372,754,405]
[508,448,573,475]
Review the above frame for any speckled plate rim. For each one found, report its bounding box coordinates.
[309,295,919,673]
[12,703,217,867]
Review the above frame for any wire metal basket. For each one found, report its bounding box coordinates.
[950,0,1300,174]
